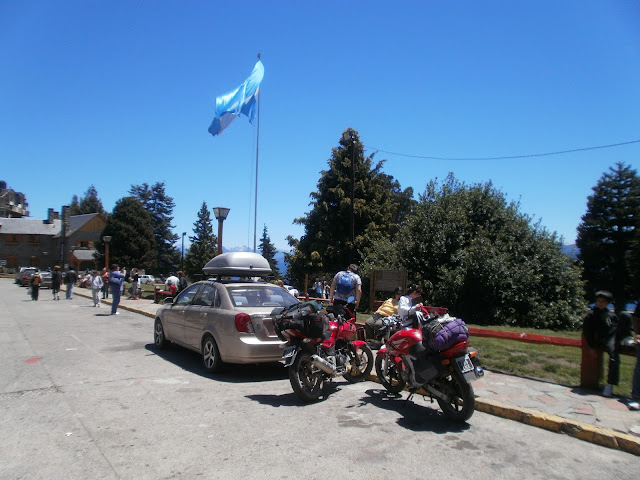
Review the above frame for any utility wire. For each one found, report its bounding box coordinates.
[364,139,640,161]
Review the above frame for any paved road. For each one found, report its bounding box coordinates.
[1,280,638,479]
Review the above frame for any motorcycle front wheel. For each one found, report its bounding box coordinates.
[343,344,374,383]
[374,354,406,393]
[435,371,475,422]
[289,352,324,402]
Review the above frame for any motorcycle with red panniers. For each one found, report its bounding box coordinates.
[272,301,374,402]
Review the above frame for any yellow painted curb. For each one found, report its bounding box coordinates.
[369,372,640,456]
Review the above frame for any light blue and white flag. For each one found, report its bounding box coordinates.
[208,60,264,137]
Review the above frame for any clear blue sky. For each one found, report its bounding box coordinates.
[2,1,639,251]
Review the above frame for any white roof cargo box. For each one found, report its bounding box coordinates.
[202,252,272,277]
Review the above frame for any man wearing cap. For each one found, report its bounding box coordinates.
[330,264,362,313]
[583,291,620,397]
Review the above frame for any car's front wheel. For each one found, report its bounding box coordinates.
[154,318,169,349]
[202,334,223,373]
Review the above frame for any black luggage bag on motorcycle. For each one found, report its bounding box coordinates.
[271,301,328,341]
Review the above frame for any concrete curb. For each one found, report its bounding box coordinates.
[366,371,640,456]
[65,288,157,318]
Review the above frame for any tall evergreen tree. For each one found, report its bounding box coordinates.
[94,197,156,270]
[129,182,180,274]
[69,195,81,216]
[259,224,280,279]
[184,202,217,280]
[576,162,640,309]
[286,128,414,286]
[78,185,106,215]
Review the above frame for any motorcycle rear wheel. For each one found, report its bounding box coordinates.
[343,344,374,383]
[289,352,324,402]
[375,354,406,393]
[435,371,475,422]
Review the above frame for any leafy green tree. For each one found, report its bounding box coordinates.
[184,202,217,280]
[94,197,156,270]
[286,128,415,286]
[362,173,587,329]
[576,162,640,309]
[259,224,280,279]
[129,182,179,274]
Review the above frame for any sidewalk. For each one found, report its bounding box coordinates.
[68,287,640,455]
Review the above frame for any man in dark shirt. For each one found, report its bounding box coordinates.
[64,267,78,300]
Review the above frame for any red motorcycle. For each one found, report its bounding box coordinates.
[273,301,374,402]
[375,306,483,422]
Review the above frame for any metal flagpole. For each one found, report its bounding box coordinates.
[253,53,261,253]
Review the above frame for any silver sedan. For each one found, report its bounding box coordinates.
[153,281,299,372]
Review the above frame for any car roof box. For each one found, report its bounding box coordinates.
[202,252,272,277]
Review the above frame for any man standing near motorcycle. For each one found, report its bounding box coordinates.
[330,264,362,312]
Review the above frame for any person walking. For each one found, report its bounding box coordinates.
[108,265,125,315]
[51,265,62,300]
[101,267,109,299]
[128,268,140,300]
[329,264,362,313]
[628,305,640,410]
[177,271,188,293]
[65,266,78,300]
[91,270,103,307]
[30,270,41,300]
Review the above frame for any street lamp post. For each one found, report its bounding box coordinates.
[181,232,186,271]
[103,236,112,270]
[213,207,230,256]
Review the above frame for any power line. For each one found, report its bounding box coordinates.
[364,138,640,161]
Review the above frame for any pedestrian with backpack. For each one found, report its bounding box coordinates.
[329,264,362,313]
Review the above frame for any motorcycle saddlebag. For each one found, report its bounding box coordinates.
[272,302,328,340]
[422,318,469,352]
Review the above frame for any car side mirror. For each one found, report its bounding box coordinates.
[164,297,175,305]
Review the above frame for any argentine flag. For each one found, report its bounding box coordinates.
[208,60,264,137]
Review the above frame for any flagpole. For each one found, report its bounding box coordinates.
[253,53,261,253]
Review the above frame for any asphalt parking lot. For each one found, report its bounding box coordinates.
[1,280,638,479]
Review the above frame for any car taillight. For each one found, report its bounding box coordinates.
[234,313,254,334]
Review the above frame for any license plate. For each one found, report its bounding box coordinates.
[456,354,474,374]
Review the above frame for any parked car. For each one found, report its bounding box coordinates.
[153,252,300,372]
[17,268,38,286]
[139,274,156,284]
[39,271,52,289]
[284,285,299,297]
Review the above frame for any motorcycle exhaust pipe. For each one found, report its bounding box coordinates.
[311,355,336,375]
[474,366,484,378]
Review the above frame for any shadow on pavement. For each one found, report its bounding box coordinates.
[358,388,472,433]
[145,343,288,383]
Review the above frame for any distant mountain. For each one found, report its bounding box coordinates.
[562,243,580,260]
[222,245,288,276]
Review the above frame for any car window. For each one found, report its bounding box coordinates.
[173,284,201,306]
[226,285,299,308]
[192,284,219,307]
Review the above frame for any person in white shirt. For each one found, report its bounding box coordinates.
[398,285,424,323]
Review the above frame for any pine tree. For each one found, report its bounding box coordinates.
[129,182,180,274]
[286,128,414,286]
[94,197,157,270]
[576,162,640,309]
[184,202,217,280]
[259,224,280,279]
[69,195,81,216]
[78,185,106,215]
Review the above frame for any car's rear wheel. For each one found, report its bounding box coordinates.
[202,334,223,373]
[154,318,169,349]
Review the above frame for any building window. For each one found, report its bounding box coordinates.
[79,240,90,248]
[6,256,17,267]
[6,234,20,245]
[28,234,40,245]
